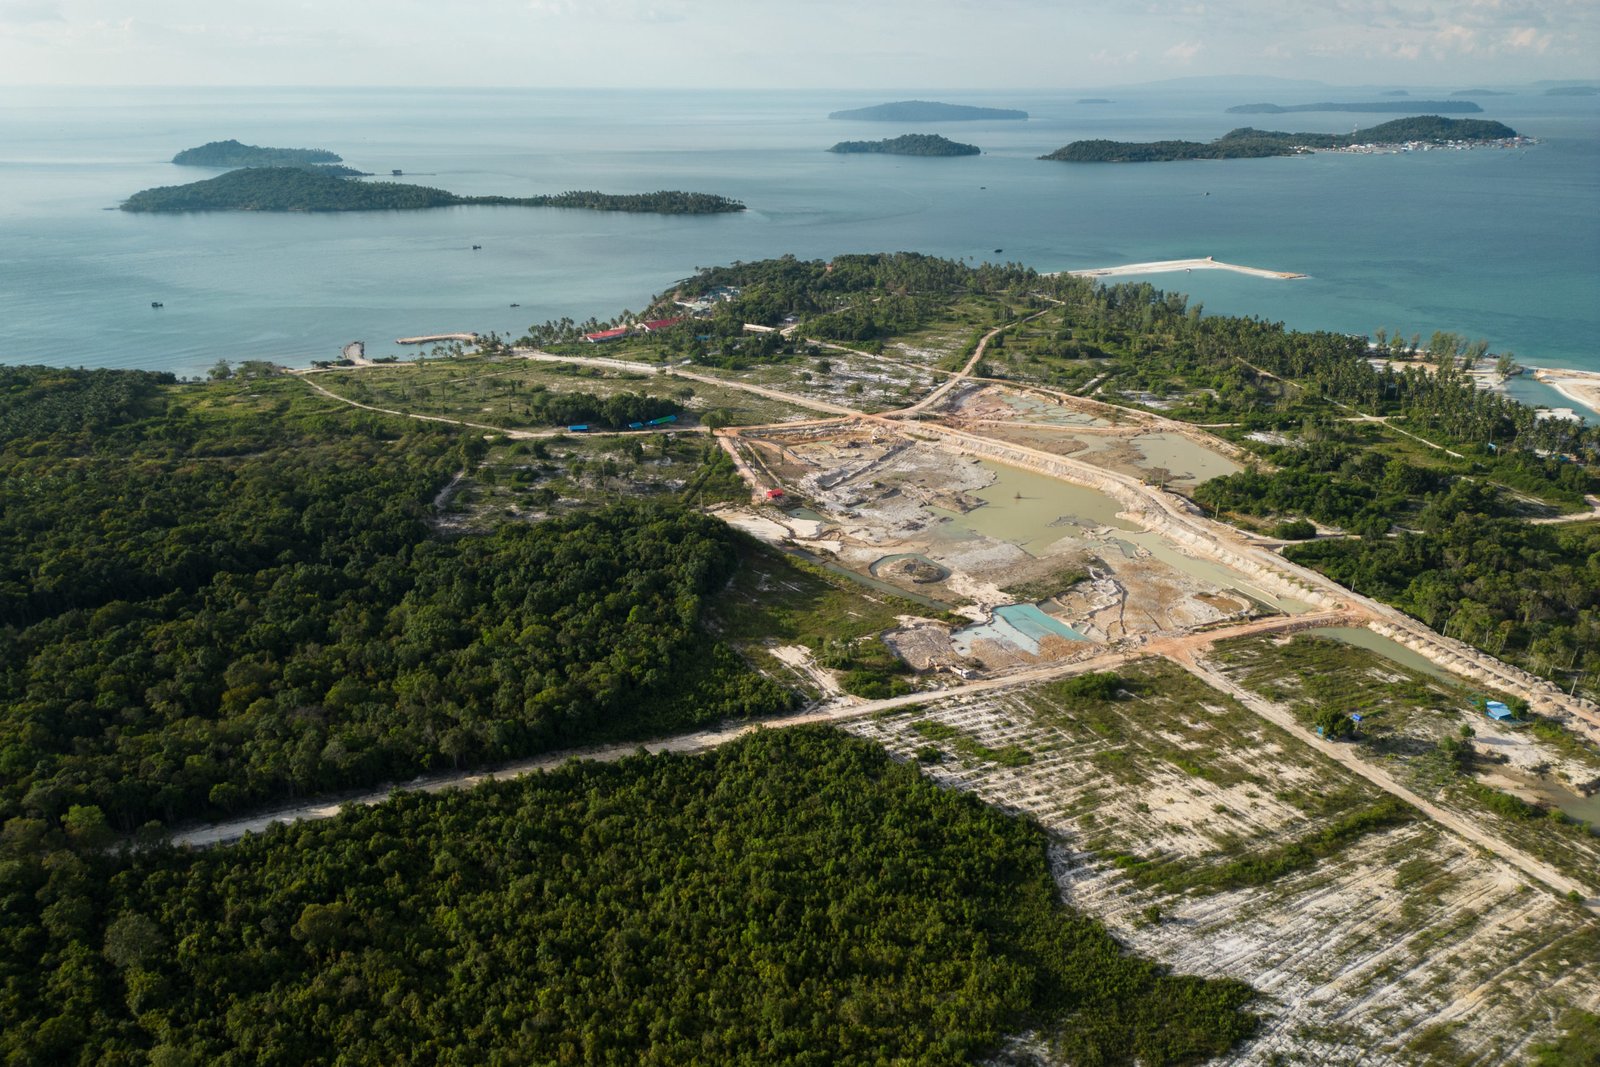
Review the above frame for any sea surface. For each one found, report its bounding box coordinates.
[1,86,1596,403]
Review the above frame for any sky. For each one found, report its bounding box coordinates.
[1,0,1596,88]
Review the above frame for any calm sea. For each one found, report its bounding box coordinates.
[1,86,1596,406]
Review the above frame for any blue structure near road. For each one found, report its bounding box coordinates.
[1485,701,1516,722]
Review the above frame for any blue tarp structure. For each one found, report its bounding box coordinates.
[1485,701,1515,721]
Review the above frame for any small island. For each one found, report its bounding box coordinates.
[1042,116,1523,163]
[172,139,344,167]
[1545,86,1599,96]
[828,100,1027,122]
[1453,89,1513,96]
[828,134,980,157]
[1226,100,1483,114]
[121,167,745,214]
[1076,98,1114,105]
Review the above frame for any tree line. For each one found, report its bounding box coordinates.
[0,368,787,832]
[0,728,1256,1065]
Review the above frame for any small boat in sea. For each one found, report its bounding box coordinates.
[472,244,482,250]
[509,303,520,308]
[151,301,163,308]
[994,248,1003,254]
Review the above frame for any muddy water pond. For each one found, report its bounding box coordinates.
[928,461,1138,552]
[1305,626,1463,686]
[996,392,1110,427]
[1132,432,1241,485]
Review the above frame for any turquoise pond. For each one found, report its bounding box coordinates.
[952,603,1089,657]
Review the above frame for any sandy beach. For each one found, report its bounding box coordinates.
[1065,256,1307,281]
[1533,368,1600,417]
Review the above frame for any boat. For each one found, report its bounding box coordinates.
[150,301,163,308]
[509,303,520,308]
[994,248,1003,254]
[471,244,482,250]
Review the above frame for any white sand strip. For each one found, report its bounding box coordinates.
[1063,256,1307,281]
[1532,368,1600,418]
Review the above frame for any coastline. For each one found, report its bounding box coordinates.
[1065,257,1307,281]
[1532,368,1600,419]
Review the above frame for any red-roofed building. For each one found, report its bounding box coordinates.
[582,327,629,343]
[638,317,683,333]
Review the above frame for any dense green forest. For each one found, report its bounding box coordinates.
[828,134,981,156]
[171,140,342,167]
[0,367,786,831]
[1225,100,1484,114]
[121,168,746,214]
[1044,117,1520,162]
[518,387,681,428]
[651,252,1038,342]
[0,728,1256,1065]
[827,100,1027,121]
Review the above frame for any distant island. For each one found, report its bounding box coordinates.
[1453,89,1513,96]
[1226,100,1483,114]
[1077,98,1113,104]
[1042,116,1522,163]
[121,167,746,214]
[1380,90,1410,96]
[1545,86,1599,96]
[172,139,344,167]
[828,134,980,157]
[828,100,1027,122]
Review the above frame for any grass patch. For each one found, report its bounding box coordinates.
[1110,796,1416,895]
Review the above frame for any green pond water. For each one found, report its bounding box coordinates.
[928,461,1139,552]
[1305,626,1462,686]
[1307,626,1599,827]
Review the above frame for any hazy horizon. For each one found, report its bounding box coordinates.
[2,1,1596,89]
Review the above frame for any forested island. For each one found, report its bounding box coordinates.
[1044,116,1521,162]
[828,100,1028,121]
[1226,100,1484,114]
[120,166,745,214]
[828,133,980,156]
[171,139,344,167]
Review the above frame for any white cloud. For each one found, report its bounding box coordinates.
[1163,40,1202,62]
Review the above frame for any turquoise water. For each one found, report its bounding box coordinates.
[1,86,1596,380]
[953,603,1088,657]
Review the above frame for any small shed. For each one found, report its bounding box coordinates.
[765,488,786,500]
[1484,701,1515,722]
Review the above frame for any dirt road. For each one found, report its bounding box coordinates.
[1173,651,1598,912]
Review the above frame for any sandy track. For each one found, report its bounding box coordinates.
[1174,652,1597,911]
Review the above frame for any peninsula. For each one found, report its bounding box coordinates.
[120,167,746,214]
[1043,116,1522,163]
[828,100,1027,122]
[828,134,980,157]
[1226,100,1483,114]
[172,139,344,167]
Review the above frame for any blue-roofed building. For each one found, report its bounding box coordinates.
[1485,701,1515,721]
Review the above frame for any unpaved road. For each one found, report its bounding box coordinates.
[1173,651,1599,912]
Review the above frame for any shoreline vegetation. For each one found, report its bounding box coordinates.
[1043,115,1523,163]
[828,133,981,157]
[1226,100,1485,114]
[172,139,344,167]
[828,100,1028,122]
[120,166,746,214]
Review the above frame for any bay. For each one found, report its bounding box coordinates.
[0,85,1595,384]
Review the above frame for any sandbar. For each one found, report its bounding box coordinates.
[1532,368,1600,418]
[1064,256,1307,280]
